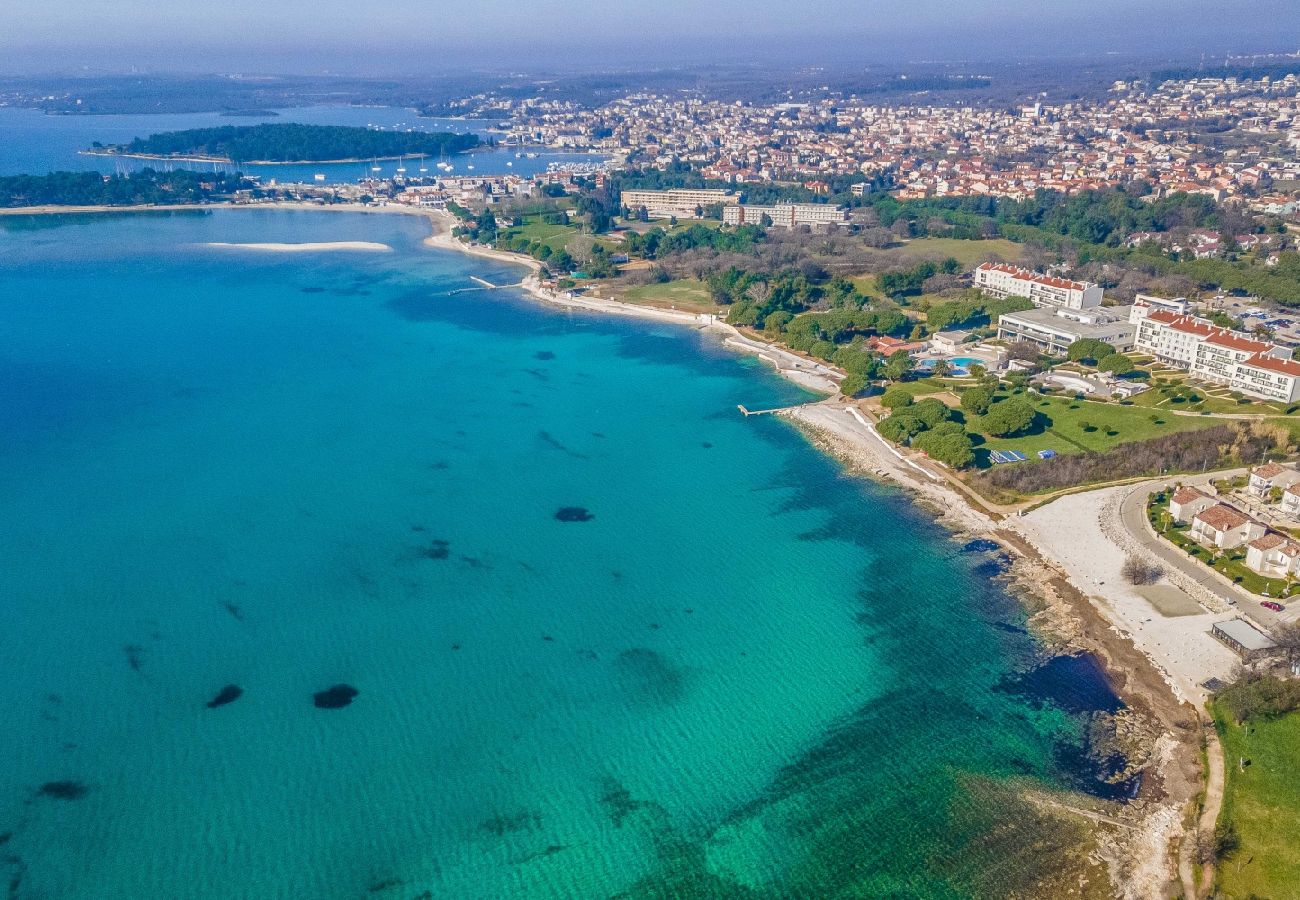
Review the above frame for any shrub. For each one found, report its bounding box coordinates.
[960,386,995,416]
[880,388,913,410]
[1121,556,1163,585]
[981,398,1036,437]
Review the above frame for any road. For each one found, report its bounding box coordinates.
[1117,471,1298,632]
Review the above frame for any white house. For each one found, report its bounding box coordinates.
[1245,531,1300,577]
[1283,484,1300,518]
[1190,503,1266,550]
[1169,486,1215,523]
[1248,462,1300,498]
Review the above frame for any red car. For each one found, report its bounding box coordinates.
[1261,601,1285,612]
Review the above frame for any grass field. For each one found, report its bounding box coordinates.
[1212,705,1300,899]
[620,278,719,312]
[893,237,1025,266]
[967,393,1221,463]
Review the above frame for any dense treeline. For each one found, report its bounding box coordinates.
[105,124,481,163]
[973,423,1290,496]
[0,169,250,207]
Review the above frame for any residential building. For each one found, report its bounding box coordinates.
[722,203,848,228]
[974,263,1103,310]
[996,305,1135,355]
[1283,484,1300,518]
[1132,308,1300,403]
[1190,503,1266,549]
[620,189,737,220]
[1245,532,1300,577]
[1169,486,1215,523]
[1248,462,1300,498]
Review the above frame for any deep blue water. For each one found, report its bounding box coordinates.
[0,209,1121,898]
[0,105,599,182]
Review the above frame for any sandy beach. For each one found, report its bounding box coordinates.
[204,240,392,252]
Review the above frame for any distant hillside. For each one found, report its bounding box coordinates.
[96,124,482,163]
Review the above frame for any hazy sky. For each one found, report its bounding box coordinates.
[3,0,1298,73]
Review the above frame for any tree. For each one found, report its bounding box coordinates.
[961,386,995,416]
[1272,621,1300,667]
[840,373,868,398]
[880,388,913,410]
[981,397,1036,436]
[914,430,976,469]
[1067,338,1115,364]
[1005,341,1042,365]
[1121,556,1163,585]
[931,359,951,378]
[1097,353,1135,376]
[884,349,913,382]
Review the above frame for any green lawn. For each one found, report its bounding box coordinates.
[893,237,1025,266]
[500,220,582,254]
[971,393,1221,461]
[1212,706,1300,899]
[620,278,719,313]
[1127,374,1296,417]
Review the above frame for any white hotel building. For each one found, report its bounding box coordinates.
[1132,305,1300,403]
[722,203,849,229]
[619,189,737,220]
[974,262,1103,310]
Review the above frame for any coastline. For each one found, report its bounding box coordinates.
[1,197,1221,893]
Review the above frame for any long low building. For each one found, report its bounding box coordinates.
[722,203,848,228]
[620,188,737,220]
[975,262,1103,310]
[1133,306,1300,402]
[996,305,1135,355]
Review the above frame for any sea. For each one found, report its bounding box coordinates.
[0,105,600,184]
[0,208,1127,898]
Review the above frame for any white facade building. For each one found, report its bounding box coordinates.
[974,262,1103,310]
[996,305,1135,355]
[620,189,737,220]
[1132,308,1300,403]
[722,203,848,228]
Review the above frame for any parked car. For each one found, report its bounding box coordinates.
[1261,601,1284,612]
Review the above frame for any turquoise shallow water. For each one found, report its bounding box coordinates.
[1,210,1114,899]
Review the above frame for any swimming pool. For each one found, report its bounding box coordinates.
[917,356,985,376]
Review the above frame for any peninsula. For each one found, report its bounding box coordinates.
[88,123,482,164]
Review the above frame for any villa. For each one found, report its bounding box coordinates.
[1168,486,1215,523]
[1245,531,1300,577]
[1247,462,1300,498]
[1282,484,1300,518]
[1189,503,1265,550]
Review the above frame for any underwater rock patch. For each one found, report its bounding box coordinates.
[962,538,1001,553]
[614,648,686,705]
[480,810,541,836]
[37,781,87,801]
[220,601,244,622]
[313,684,359,709]
[206,685,243,709]
[300,286,327,294]
[420,539,450,560]
[555,507,594,523]
[533,351,555,360]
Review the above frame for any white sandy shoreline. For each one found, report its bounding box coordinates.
[204,240,392,252]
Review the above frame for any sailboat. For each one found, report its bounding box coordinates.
[395,155,407,175]
[418,154,428,174]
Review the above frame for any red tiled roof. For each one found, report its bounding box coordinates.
[1253,463,1286,480]
[1194,503,1255,532]
[1242,353,1300,379]
[1204,332,1272,354]
[976,262,1088,293]
[1250,532,1289,551]
[1171,486,1210,505]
